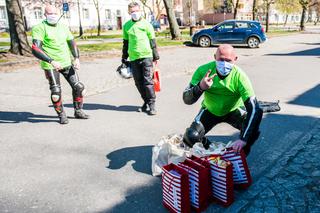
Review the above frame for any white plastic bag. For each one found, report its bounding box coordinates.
[191,141,234,158]
[151,134,190,176]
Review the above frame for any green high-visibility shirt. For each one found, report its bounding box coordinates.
[32,20,74,70]
[123,19,155,61]
[190,61,255,116]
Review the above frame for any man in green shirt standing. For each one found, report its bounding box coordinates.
[182,44,263,156]
[122,2,160,115]
[31,5,89,124]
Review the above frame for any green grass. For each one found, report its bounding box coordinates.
[77,37,187,52]
[266,29,299,37]
[0,42,10,46]
[78,42,122,52]
[156,38,187,46]
[0,59,9,63]
[79,34,123,40]
[155,28,190,37]
[0,32,10,38]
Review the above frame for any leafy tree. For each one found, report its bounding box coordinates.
[5,0,32,55]
[163,0,181,39]
[139,0,153,17]
[233,0,240,19]
[299,0,308,30]
[92,0,101,36]
[275,0,300,26]
[154,0,165,20]
[260,0,274,32]
[252,0,258,20]
[76,0,83,36]
[298,0,320,30]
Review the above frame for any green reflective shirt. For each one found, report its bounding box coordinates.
[32,20,74,70]
[190,61,255,116]
[123,19,155,61]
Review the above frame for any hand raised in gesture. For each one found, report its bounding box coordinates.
[199,70,217,91]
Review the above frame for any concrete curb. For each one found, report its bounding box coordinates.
[0,45,184,70]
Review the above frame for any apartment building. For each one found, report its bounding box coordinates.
[1,0,131,31]
[0,0,8,31]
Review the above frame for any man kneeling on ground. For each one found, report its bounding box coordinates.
[182,44,263,156]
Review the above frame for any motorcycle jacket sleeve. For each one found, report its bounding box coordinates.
[67,39,80,59]
[240,96,263,143]
[150,38,160,61]
[183,83,204,105]
[31,39,53,63]
[122,39,129,63]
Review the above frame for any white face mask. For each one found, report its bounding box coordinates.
[216,60,234,76]
[46,14,59,25]
[131,12,141,21]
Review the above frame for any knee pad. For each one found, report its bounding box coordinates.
[50,86,61,103]
[73,82,86,96]
[183,121,205,148]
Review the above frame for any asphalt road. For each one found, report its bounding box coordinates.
[0,33,319,212]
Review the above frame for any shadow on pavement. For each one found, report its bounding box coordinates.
[296,42,320,45]
[288,84,320,108]
[266,47,320,56]
[183,41,249,49]
[60,103,140,112]
[106,145,153,175]
[0,111,57,124]
[183,41,195,46]
[99,178,164,213]
[103,112,319,213]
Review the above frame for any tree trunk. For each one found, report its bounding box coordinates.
[314,16,319,25]
[97,8,101,36]
[252,0,257,20]
[163,0,181,40]
[5,0,32,56]
[300,6,307,31]
[284,14,288,27]
[77,0,83,37]
[92,0,101,36]
[234,0,240,19]
[265,3,270,32]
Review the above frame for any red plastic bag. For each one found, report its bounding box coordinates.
[153,67,161,92]
[222,148,252,189]
[207,155,234,206]
[162,164,191,213]
[189,156,212,205]
[178,158,210,212]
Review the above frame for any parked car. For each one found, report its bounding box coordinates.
[191,20,267,48]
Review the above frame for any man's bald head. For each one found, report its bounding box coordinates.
[45,5,58,16]
[215,44,237,63]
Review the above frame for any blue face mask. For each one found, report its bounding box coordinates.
[216,60,234,76]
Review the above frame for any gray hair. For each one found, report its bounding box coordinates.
[128,2,140,9]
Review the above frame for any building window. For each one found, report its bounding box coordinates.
[83,8,89,19]
[0,6,6,19]
[116,9,121,17]
[105,9,111,20]
[34,7,43,20]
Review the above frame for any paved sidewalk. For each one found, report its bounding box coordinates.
[209,120,320,212]
[0,33,319,212]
